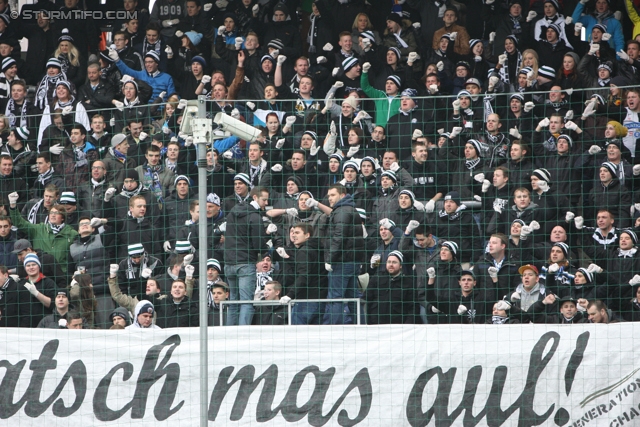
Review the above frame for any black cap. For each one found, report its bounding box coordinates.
[11,239,31,254]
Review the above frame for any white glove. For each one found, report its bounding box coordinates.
[141,268,152,278]
[589,145,602,155]
[185,265,195,278]
[279,295,291,304]
[362,62,371,73]
[457,305,468,315]
[24,282,39,297]
[49,144,64,155]
[452,99,461,112]
[276,247,290,259]
[271,164,283,172]
[405,220,420,234]
[575,23,583,32]
[230,108,240,119]
[449,32,458,41]
[537,180,549,192]
[509,128,522,139]
[277,55,287,66]
[108,48,119,61]
[104,187,116,202]
[618,49,631,62]
[407,52,419,64]
[158,91,167,100]
[285,115,296,128]
[235,37,243,50]
[182,136,193,147]
[565,16,572,24]
[246,101,255,111]
[316,56,327,64]
[361,38,371,51]
[431,306,441,313]
[322,43,333,52]
[162,19,173,28]
[413,200,425,211]
[275,138,285,149]
[574,216,584,229]
[425,200,435,213]
[165,46,173,59]
[412,129,423,140]
[163,241,172,252]
[633,165,640,176]
[61,106,73,116]
[489,32,495,42]
[8,192,18,205]
[486,0,495,4]
[310,141,320,156]
[109,117,115,127]
[59,319,67,328]
[565,211,575,222]
[428,84,439,94]
[390,162,400,172]
[353,111,371,124]
[538,118,550,128]
[520,225,533,238]
[473,173,485,183]
[498,54,507,66]
[412,22,421,29]
[285,208,298,217]
[493,200,502,214]
[437,61,444,72]
[496,300,511,311]
[602,33,611,42]
[113,100,124,111]
[524,101,535,113]
[325,263,332,272]
[629,275,640,286]
[266,224,278,234]
[450,126,462,138]
[427,267,436,279]
[526,10,537,22]
[379,218,394,229]
[529,220,540,231]
[565,110,574,121]
[217,25,225,36]
[488,266,499,279]
[370,254,381,269]
[182,254,193,266]
[109,264,119,277]
[270,49,279,59]
[587,263,603,274]
[482,180,491,193]
[614,10,622,20]
[548,263,559,273]
[252,4,258,15]
[89,217,102,228]
[564,121,578,131]
[488,76,499,90]
[218,222,226,233]
[588,43,600,55]
[473,195,482,202]
[346,145,359,157]
[201,75,212,84]
[215,0,228,7]
[305,198,319,209]
[139,131,148,141]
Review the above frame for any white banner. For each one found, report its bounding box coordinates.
[0,324,639,426]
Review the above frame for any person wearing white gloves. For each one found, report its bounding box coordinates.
[385,88,426,160]
[430,8,471,56]
[322,184,365,325]
[364,250,419,324]
[368,218,403,275]
[360,59,402,127]
[252,280,287,325]
[150,0,184,39]
[425,269,494,324]
[538,242,577,292]
[552,295,587,324]
[571,0,623,54]
[475,234,520,300]
[115,243,164,302]
[403,139,445,204]
[18,253,57,327]
[146,278,199,328]
[488,185,546,239]
[113,49,176,101]
[223,186,272,326]
[383,12,419,58]
[532,0,574,50]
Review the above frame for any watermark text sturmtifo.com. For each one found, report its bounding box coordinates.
[13,10,138,20]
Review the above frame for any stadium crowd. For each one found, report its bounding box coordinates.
[0,0,639,328]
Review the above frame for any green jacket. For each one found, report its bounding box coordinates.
[10,207,78,273]
[360,71,402,127]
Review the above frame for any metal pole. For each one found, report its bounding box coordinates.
[196,95,208,427]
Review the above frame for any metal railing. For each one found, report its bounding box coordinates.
[219,298,362,325]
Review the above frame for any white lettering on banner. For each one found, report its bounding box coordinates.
[0,325,638,426]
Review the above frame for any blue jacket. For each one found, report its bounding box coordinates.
[115,60,176,100]
[572,5,624,55]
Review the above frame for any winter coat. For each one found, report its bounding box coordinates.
[360,70,401,127]
[69,234,111,296]
[365,273,418,325]
[115,60,176,100]
[59,142,99,192]
[19,274,56,328]
[429,206,482,263]
[163,190,195,243]
[117,214,161,259]
[426,286,494,324]
[223,201,270,265]
[146,294,198,328]
[103,150,138,190]
[474,253,520,300]
[326,194,365,264]
[0,277,24,327]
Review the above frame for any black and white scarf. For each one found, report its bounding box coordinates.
[207,278,221,307]
[91,177,105,189]
[35,71,67,110]
[598,78,610,87]
[465,158,481,170]
[124,96,140,108]
[49,223,65,234]
[392,30,409,49]
[619,248,637,258]
[307,13,318,53]
[100,63,117,80]
[58,53,71,74]
[491,315,509,324]
[36,168,54,186]
[27,199,47,224]
[438,204,467,221]
[5,99,28,128]
[73,144,88,168]
[126,253,155,279]
[142,39,161,57]
[121,183,144,198]
[499,50,522,86]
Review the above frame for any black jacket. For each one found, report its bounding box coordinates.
[326,194,365,264]
[0,277,24,327]
[426,286,494,324]
[223,200,270,265]
[78,79,117,112]
[282,237,328,300]
[365,273,418,325]
[147,294,198,328]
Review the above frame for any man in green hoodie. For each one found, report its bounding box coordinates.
[360,61,402,127]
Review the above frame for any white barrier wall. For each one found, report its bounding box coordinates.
[0,324,639,426]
